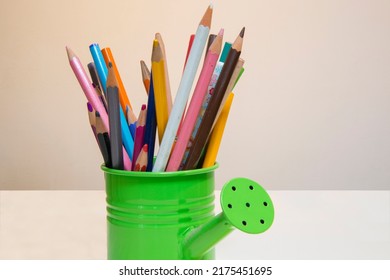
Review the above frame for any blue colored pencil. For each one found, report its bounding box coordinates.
[144,72,157,171]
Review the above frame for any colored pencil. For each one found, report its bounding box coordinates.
[95,111,112,168]
[202,92,234,168]
[102,47,137,122]
[107,67,124,170]
[205,33,216,61]
[166,28,223,171]
[87,62,101,90]
[107,63,135,161]
[140,60,151,94]
[176,33,195,136]
[155,33,172,115]
[88,60,107,112]
[126,105,137,139]
[153,5,213,172]
[134,144,148,172]
[151,39,169,143]
[132,104,147,170]
[182,27,245,170]
[144,72,157,171]
[92,83,107,112]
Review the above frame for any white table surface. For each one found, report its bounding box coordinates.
[0,190,389,260]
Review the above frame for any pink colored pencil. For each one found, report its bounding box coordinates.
[67,46,109,129]
[131,104,147,170]
[166,28,224,171]
[67,46,132,170]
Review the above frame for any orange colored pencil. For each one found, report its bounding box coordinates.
[102,47,137,124]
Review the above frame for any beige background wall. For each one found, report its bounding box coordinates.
[0,0,389,190]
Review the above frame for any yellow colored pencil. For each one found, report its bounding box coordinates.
[202,92,234,168]
[151,39,169,143]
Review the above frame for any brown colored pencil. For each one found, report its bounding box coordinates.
[182,27,245,170]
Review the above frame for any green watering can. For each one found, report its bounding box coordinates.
[102,164,274,260]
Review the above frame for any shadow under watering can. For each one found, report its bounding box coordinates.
[102,163,274,260]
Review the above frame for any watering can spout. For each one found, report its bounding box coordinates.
[183,178,275,260]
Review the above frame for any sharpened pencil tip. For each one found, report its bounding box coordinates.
[106,62,118,88]
[66,46,75,60]
[151,40,163,62]
[142,144,148,152]
[200,5,213,28]
[240,27,245,37]
[218,28,224,36]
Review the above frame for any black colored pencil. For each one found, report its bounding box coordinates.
[107,62,124,170]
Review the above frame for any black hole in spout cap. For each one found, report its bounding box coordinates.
[242,221,247,226]
[263,202,268,206]
[228,204,232,208]
[260,219,265,224]
[232,186,236,191]
[246,202,250,207]
[249,185,254,190]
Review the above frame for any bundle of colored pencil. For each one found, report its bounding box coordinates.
[66,5,245,172]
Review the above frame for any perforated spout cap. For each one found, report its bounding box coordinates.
[220,178,274,234]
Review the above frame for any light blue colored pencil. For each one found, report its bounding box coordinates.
[152,5,213,172]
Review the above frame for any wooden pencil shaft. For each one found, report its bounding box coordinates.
[131,105,147,170]
[152,40,169,143]
[107,86,124,170]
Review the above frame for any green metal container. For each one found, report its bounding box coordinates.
[102,164,274,260]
